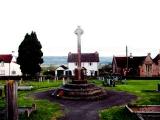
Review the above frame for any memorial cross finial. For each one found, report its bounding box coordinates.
[74,26,84,38]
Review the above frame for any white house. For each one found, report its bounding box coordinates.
[55,65,69,80]
[0,54,22,76]
[67,52,99,76]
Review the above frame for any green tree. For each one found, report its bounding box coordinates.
[17,31,43,76]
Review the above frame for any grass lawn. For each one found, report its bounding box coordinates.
[0,79,160,120]
[0,80,63,120]
[97,80,160,120]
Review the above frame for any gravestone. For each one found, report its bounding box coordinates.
[6,80,18,120]
[0,89,2,97]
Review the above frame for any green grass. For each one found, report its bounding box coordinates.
[1,79,160,120]
[100,106,139,120]
[89,79,103,86]
[19,80,62,90]
[106,80,160,104]
[0,80,63,120]
[98,80,160,120]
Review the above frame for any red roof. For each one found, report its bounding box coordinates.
[0,54,13,63]
[153,54,160,65]
[113,56,146,68]
[68,52,99,62]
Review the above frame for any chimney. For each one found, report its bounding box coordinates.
[11,51,16,62]
[95,51,98,54]
[68,52,71,55]
[148,53,151,56]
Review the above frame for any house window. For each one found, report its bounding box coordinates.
[146,64,152,72]
[146,64,152,76]
[12,70,16,75]
[89,62,92,66]
[0,61,4,67]
[0,70,5,75]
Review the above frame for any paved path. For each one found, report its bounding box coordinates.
[34,90,137,120]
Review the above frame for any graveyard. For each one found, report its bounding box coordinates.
[0,80,63,120]
[100,80,160,120]
[1,0,160,119]
[0,79,159,120]
[0,26,160,120]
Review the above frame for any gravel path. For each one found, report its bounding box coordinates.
[34,89,137,120]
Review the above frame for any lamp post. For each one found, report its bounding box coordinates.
[126,45,128,71]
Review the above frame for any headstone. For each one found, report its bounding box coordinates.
[158,83,160,92]
[62,78,65,85]
[6,80,18,120]
[0,89,2,97]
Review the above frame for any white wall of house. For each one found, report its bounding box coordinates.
[0,62,22,76]
[68,62,98,76]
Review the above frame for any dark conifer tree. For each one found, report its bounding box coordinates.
[17,31,43,76]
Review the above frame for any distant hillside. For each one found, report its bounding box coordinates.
[100,57,112,65]
[42,56,112,66]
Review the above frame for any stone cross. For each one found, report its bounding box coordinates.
[74,26,84,38]
[74,26,84,81]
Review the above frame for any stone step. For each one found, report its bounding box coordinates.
[63,83,95,89]
[61,86,102,92]
[54,83,107,101]
[60,91,107,101]
[66,90,104,96]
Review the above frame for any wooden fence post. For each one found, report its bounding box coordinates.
[6,80,18,120]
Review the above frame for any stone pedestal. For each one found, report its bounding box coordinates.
[56,83,107,100]
[72,68,87,84]
[54,68,107,100]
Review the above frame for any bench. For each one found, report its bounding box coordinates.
[19,104,36,117]
[0,104,36,119]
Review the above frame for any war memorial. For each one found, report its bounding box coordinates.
[53,26,107,100]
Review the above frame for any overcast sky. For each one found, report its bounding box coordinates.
[0,0,160,57]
